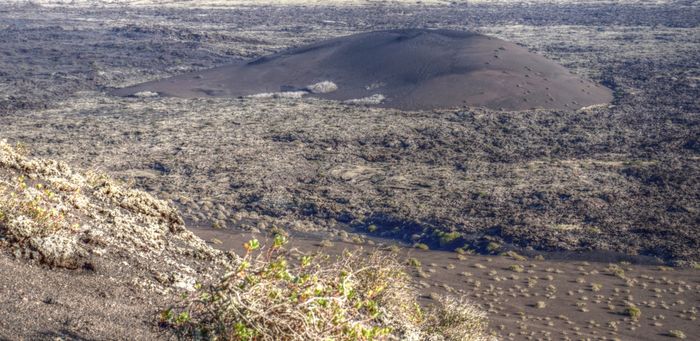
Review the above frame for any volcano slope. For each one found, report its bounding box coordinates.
[112,29,612,111]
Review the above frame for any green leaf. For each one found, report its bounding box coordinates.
[244,239,260,252]
[273,234,288,248]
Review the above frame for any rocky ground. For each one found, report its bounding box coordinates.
[0,0,698,261]
[0,140,228,339]
[0,1,698,339]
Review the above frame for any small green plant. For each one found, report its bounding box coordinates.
[623,304,641,321]
[455,246,474,256]
[318,239,334,248]
[384,244,401,253]
[243,238,260,252]
[437,231,461,247]
[606,264,626,278]
[668,329,686,339]
[414,243,430,251]
[486,242,501,253]
[502,250,526,261]
[407,257,422,268]
[508,264,524,273]
[367,224,378,233]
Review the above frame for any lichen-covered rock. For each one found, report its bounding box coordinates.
[28,235,86,269]
[305,80,338,94]
[0,139,224,291]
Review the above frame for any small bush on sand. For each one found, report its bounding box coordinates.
[623,304,641,321]
[162,236,490,340]
[423,294,490,341]
[407,257,422,268]
[437,231,461,247]
[367,224,378,233]
[486,242,501,253]
[606,264,626,278]
[508,264,525,273]
[502,250,527,261]
[668,329,686,339]
[414,242,430,250]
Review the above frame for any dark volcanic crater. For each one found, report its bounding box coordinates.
[113,29,613,111]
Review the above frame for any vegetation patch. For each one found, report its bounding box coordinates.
[162,236,490,340]
[668,330,687,339]
[436,231,462,247]
[623,304,642,321]
[414,243,430,251]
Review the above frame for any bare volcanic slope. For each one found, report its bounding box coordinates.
[113,29,613,111]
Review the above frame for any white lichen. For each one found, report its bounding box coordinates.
[132,91,159,98]
[343,93,386,105]
[247,91,308,99]
[0,139,221,287]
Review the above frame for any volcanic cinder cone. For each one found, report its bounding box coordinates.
[113,29,613,111]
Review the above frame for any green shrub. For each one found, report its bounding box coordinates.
[437,231,461,247]
[161,237,491,340]
[623,304,641,320]
[407,257,422,268]
[502,250,526,261]
[486,242,501,253]
[668,330,686,339]
[414,243,430,251]
[606,264,626,278]
[318,239,334,248]
[508,264,524,273]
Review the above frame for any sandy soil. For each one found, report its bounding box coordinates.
[0,254,171,340]
[1,221,697,340]
[0,1,697,261]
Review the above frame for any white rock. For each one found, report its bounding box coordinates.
[305,81,338,94]
[343,94,385,105]
[132,91,159,98]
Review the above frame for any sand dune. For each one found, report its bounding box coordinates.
[112,29,613,111]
